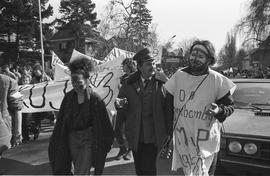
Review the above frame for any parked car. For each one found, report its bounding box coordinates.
[219,79,270,175]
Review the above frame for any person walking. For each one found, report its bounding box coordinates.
[1,64,17,81]
[0,74,23,174]
[115,48,173,175]
[164,40,236,176]
[48,57,114,175]
[30,64,52,140]
[19,75,32,143]
[114,58,137,160]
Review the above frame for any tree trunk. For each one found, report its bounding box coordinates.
[8,32,10,43]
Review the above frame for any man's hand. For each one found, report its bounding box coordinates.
[159,135,173,159]
[115,98,128,109]
[155,68,168,82]
[205,103,221,116]
[11,134,22,147]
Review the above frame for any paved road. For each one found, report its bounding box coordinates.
[0,120,183,175]
[0,120,230,175]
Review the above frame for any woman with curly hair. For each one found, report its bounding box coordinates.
[121,58,137,83]
[48,57,114,175]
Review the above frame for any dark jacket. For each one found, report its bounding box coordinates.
[48,87,114,175]
[118,71,173,152]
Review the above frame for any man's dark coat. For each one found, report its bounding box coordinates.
[118,71,173,152]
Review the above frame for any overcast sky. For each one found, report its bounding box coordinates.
[48,0,248,52]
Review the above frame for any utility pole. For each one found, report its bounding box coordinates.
[38,0,45,73]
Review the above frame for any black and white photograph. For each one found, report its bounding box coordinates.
[0,0,270,175]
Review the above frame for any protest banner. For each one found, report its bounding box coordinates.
[103,47,135,62]
[70,49,104,65]
[53,63,70,81]
[19,53,125,113]
[103,46,162,64]
[51,51,64,68]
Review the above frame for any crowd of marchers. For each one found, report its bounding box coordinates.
[1,39,256,175]
[0,63,55,144]
[47,39,236,175]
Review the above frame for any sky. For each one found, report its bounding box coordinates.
[48,0,248,52]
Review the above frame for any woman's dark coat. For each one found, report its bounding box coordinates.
[48,87,114,175]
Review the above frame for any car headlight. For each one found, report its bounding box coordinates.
[244,143,257,155]
[228,141,242,153]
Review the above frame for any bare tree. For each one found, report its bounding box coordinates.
[98,0,134,38]
[237,0,270,47]
[176,37,198,59]
[98,0,129,39]
[147,23,159,48]
[218,32,237,69]
[235,48,247,70]
[98,0,155,51]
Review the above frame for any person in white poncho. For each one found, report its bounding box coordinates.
[165,40,236,176]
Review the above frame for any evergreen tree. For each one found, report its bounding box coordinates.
[0,0,53,62]
[57,0,100,27]
[55,0,100,50]
[130,0,152,48]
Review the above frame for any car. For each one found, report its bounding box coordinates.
[219,79,270,176]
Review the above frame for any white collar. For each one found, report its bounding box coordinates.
[141,76,152,82]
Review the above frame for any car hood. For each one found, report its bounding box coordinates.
[223,109,270,137]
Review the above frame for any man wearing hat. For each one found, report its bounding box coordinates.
[165,40,236,176]
[115,48,173,175]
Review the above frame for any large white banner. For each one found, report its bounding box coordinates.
[19,49,133,113]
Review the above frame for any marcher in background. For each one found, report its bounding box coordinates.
[31,64,52,83]
[20,66,32,81]
[19,75,32,143]
[10,66,21,81]
[115,48,173,175]
[0,74,23,174]
[114,58,137,160]
[164,40,236,176]
[30,64,52,140]
[19,74,31,85]
[48,57,114,175]
[2,64,17,81]
[120,58,137,83]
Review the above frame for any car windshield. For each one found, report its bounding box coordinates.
[233,81,270,110]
